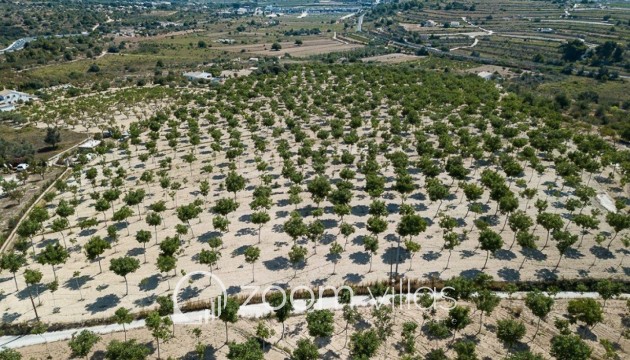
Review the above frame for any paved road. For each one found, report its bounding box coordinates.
[1,291,626,350]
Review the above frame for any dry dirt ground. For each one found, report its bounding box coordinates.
[14,299,629,359]
[220,38,363,57]
[0,70,627,328]
[361,53,425,64]
[0,168,65,234]
[463,65,520,79]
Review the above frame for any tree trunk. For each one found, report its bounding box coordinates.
[124,276,129,296]
[225,321,229,343]
[28,289,40,321]
[156,338,160,359]
[555,254,563,270]
[445,250,452,270]
[482,251,490,269]
[98,258,103,274]
[13,273,18,291]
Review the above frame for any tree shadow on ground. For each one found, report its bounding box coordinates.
[520,248,547,262]
[126,247,144,257]
[343,273,364,284]
[494,249,517,261]
[349,251,369,265]
[85,294,120,314]
[497,267,520,281]
[134,294,156,307]
[382,246,405,266]
[235,227,256,237]
[350,205,369,216]
[590,245,615,259]
[182,345,218,360]
[576,325,598,342]
[460,269,482,279]
[422,251,442,262]
[2,312,20,324]
[535,268,558,281]
[564,248,584,260]
[64,275,93,290]
[263,256,289,270]
[178,285,203,302]
[139,274,160,291]
[226,285,241,295]
[231,245,248,257]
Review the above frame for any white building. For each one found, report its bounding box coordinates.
[236,8,248,15]
[78,139,102,153]
[449,21,461,27]
[0,90,35,112]
[183,71,214,81]
[0,90,35,105]
[424,20,437,27]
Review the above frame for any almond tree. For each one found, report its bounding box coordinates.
[145,211,162,244]
[473,289,500,334]
[24,268,43,312]
[124,189,146,220]
[84,236,111,273]
[508,210,533,250]
[328,241,343,275]
[478,229,503,270]
[145,310,173,360]
[135,230,151,263]
[269,290,293,340]
[536,212,563,249]
[244,246,261,283]
[112,206,134,236]
[0,252,26,291]
[214,295,240,343]
[114,307,133,341]
[553,230,578,270]
[339,222,355,250]
[363,236,379,273]
[198,248,220,285]
[109,256,140,296]
[525,290,554,338]
[443,231,460,270]
[288,244,307,278]
[225,170,246,200]
[37,242,69,280]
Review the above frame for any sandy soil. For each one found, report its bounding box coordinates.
[361,53,425,64]
[14,299,629,359]
[1,70,628,328]
[220,39,363,57]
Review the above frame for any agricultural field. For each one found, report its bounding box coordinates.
[0,1,629,360]
[0,62,629,358]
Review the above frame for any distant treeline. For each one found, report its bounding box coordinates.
[310,46,397,63]
[284,28,321,37]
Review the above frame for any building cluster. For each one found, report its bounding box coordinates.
[422,20,461,28]
[0,90,36,112]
